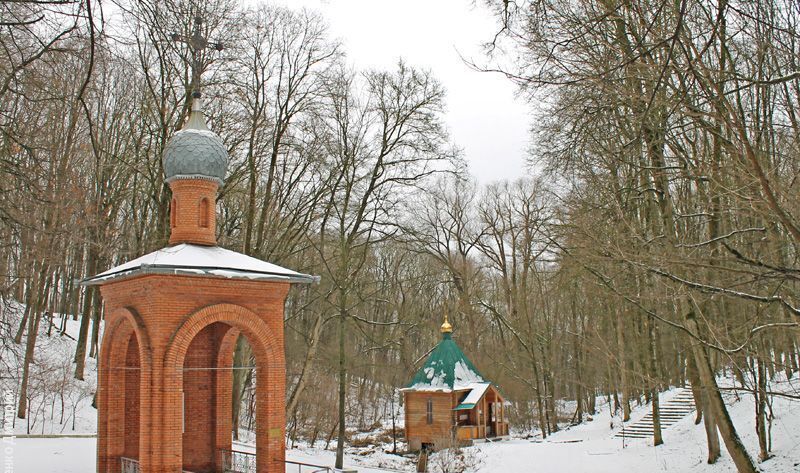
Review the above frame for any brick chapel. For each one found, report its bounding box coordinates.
[85,94,314,473]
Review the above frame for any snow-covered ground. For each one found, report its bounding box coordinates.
[3,302,800,472]
[477,381,800,473]
[4,438,410,473]
[4,380,800,472]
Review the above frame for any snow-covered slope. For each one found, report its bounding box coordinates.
[0,302,99,435]
[476,381,800,473]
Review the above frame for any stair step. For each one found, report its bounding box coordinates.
[629,417,684,425]
[644,413,692,417]
[612,389,699,441]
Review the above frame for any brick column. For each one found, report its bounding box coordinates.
[102,328,134,473]
[97,346,110,473]
[256,351,286,473]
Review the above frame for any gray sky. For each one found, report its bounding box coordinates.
[270,0,531,183]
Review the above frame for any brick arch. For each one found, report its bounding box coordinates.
[160,303,286,473]
[163,303,280,370]
[97,308,152,473]
[102,307,152,369]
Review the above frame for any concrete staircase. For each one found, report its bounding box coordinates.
[614,387,696,440]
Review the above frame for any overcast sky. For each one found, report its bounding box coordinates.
[268,0,532,184]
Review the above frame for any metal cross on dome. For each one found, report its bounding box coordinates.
[171,15,224,99]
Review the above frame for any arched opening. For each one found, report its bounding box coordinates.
[198,197,210,228]
[98,311,150,473]
[181,322,235,472]
[165,304,284,473]
[123,334,141,458]
[171,197,177,229]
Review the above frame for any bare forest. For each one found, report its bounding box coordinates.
[1,1,799,472]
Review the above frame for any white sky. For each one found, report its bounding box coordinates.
[267,0,532,183]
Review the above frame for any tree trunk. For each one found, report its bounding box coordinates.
[14,289,33,344]
[616,309,631,422]
[755,356,770,461]
[73,286,93,380]
[686,354,704,425]
[89,288,102,358]
[647,317,663,446]
[686,312,757,473]
[702,395,721,464]
[74,246,98,380]
[286,313,324,417]
[335,296,347,469]
[18,303,43,418]
[530,349,548,438]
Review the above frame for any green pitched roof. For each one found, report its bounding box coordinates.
[406,332,485,390]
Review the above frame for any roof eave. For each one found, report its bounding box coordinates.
[398,386,453,393]
[454,403,476,411]
[82,265,319,286]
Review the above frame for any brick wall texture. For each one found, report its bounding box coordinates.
[96,273,290,473]
[168,179,218,246]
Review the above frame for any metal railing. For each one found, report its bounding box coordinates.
[120,457,195,473]
[219,449,257,473]
[120,457,140,473]
[219,449,335,473]
[283,459,333,473]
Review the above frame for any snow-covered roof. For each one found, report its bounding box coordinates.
[402,332,486,393]
[460,382,491,405]
[83,243,317,285]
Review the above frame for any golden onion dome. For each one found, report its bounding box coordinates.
[440,313,453,334]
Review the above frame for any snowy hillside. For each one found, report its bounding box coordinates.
[476,381,800,473]
[0,302,99,435]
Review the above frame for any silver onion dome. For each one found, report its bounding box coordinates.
[163,98,228,185]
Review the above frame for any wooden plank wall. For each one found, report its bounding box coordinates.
[404,391,454,447]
